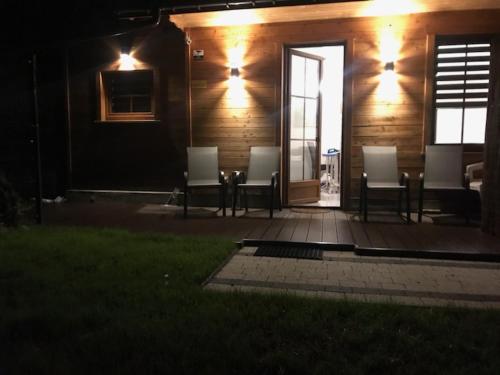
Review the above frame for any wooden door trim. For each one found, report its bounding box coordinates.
[282,41,348,207]
[342,38,353,210]
[288,180,321,204]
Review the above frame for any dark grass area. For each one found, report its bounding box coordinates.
[1,226,500,374]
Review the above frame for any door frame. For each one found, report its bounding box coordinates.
[282,40,349,208]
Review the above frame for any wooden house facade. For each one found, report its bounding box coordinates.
[65,0,500,211]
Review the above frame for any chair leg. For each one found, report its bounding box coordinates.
[219,185,223,212]
[183,186,188,219]
[397,190,402,215]
[277,181,282,211]
[269,185,274,219]
[418,188,423,223]
[222,184,226,217]
[406,184,411,224]
[244,188,248,213]
[232,184,238,217]
[363,187,368,222]
[464,189,470,225]
[359,182,364,216]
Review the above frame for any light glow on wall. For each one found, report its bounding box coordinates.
[208,9,263,27]
[226,39,248,107]
[378,69,399,102]
[119,53,136,71]
[379,25,400,64]
[228,74,246,107]
[361,0,420,17]
[377,24,400,103]
[228,45,244,69]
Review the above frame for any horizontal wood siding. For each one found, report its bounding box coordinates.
[188,10,500,207]
[69,24,187,191]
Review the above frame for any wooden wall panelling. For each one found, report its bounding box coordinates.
[422,34,435,151]
[187,10,500,207]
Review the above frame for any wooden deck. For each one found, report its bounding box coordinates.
[43,201,500,254]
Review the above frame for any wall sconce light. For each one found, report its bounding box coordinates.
[120,44,131,56]
[118,35,135,70]
[227,44,245,106]
[384,61,394,71]
[119,52,136,71]
[230,67,240,77]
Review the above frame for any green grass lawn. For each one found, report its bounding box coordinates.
[1,226,500,374]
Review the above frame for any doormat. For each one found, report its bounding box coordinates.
[291,208,331,214]
[254,245,323,260]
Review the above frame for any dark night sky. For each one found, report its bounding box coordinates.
[0,1,359,50]
[0,1,239,45]
[0,1,164,49]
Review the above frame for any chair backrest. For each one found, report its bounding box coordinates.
[362,146,399,184]
[424,145,463,187]
[187,147,219,181]
[247,146,281,180]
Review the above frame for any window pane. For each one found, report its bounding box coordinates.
[435,108,463,144]
[304,141,317,180]
[290,140,303,181]
[463,107,487,143]
[434,38,490,145]
[305,59,319,98]
[291,55,305,97]
[290,96,304,140]
[105,70,153,114]
[304,98,317,140]
[132,96,151,112]
[111,96,130,112]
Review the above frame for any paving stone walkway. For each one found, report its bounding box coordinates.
[205,247,500,309]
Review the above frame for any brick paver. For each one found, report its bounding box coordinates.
[205,247,500,309]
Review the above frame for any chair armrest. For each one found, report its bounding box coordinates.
[399,172,409,187]
[271,171,279,187]
[232,170,241,185]
[464,173,470,190]
[219,171,226,184]
[360,172,367,189]
[419,172,424,190]
[239,171,247,184]
[232,171,246,184]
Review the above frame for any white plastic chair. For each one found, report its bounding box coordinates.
[232,146,281,218]
[360,146,410,223]
[184,147,226,218]
[418,145,470,223]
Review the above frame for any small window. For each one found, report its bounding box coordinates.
[433,36,491,144]
[99,70,156,122]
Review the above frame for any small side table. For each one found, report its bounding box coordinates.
[322,151,340,193]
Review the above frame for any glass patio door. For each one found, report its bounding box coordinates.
[287,49,323,204]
